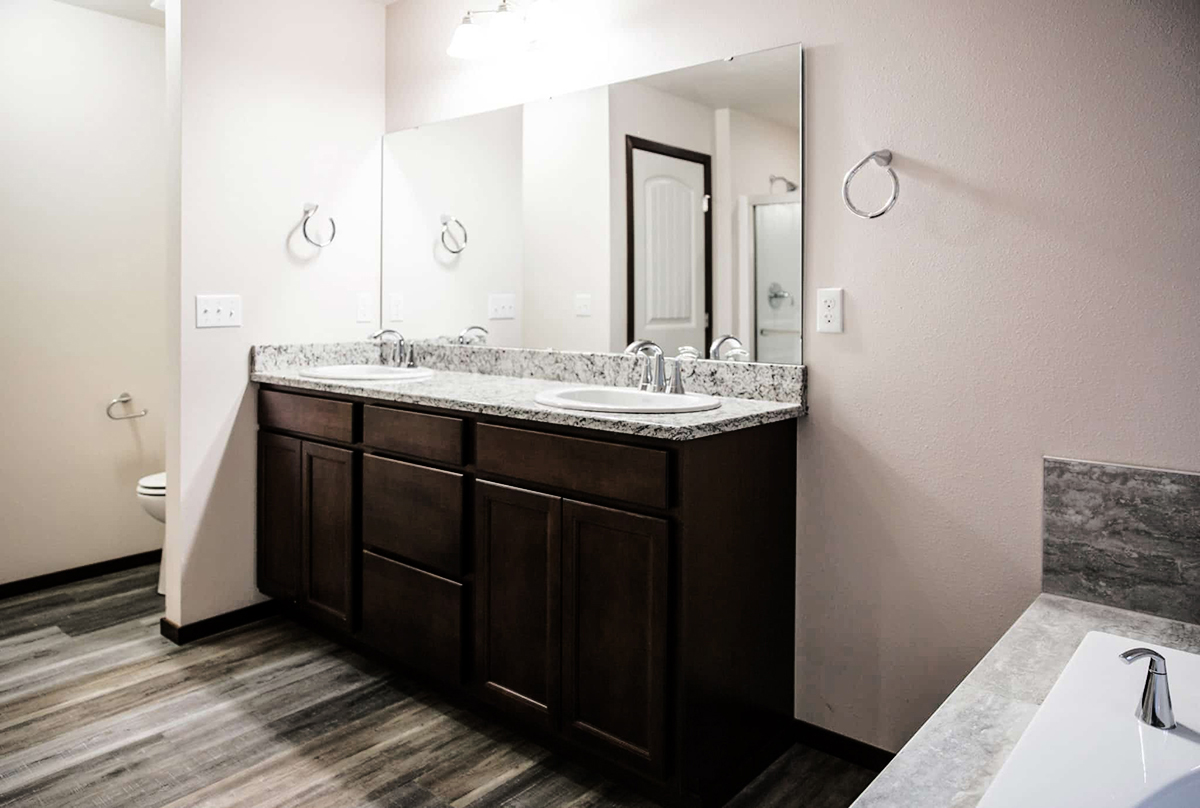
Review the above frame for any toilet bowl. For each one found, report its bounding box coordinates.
[136,472,166,523]
[136,472,167,595]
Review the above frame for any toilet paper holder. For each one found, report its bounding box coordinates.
[107,392,148,421]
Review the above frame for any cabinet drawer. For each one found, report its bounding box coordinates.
[363,405,463,465]
[362,454,463,577]
[360,551,462,684]
[259,389,353,443]
[476,424,669,509]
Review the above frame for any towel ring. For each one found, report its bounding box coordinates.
[842,149,899,219]
[107,392,148,421]
[440,214,468,254]
[302,204,336,247]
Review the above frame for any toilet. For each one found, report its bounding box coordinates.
[136,472,166,523]
[136,472,167,595]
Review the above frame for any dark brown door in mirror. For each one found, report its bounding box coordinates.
[562,500,669,777]
[301,442,356,628]
[257,432,302,601]
[474,480,561,730]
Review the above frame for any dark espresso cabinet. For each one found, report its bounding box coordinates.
[255,431,355,629]
[474,481,562,730]
[257,386,796,808]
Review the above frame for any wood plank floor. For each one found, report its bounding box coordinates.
[0,565,875,808]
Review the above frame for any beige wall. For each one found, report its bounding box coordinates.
[0,0,166,584]
[166,0,385,625]
[522,87,611,352]
[384,107,525,346]
[386,0,1200,751]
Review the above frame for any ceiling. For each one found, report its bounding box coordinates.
[636,44,801,130]
[52,0,163,26]
[51,0,398,28]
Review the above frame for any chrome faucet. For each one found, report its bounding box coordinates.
[458,325,489,345]
[625,339,666,393]
[370,329,405,367]
[709,334,744,361]
[668,347,699,394]
[1119,648,1176,729]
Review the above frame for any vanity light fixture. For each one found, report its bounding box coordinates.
[447,0,552,60]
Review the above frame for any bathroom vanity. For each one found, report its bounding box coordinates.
[253,371,799,808]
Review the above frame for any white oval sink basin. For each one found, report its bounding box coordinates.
[298,365,433,382]
[535,386,721,414]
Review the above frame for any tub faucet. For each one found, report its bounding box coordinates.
[1119,647,1176,729]
[370,329,405,367]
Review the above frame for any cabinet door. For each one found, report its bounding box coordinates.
[562,500,669,776]
[257,432,301,600]
[474,480,561,729]
[301,441,356,628]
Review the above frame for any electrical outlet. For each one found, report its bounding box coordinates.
[388,293,404,322]
[195,294,242,328]
[574,293,592,317]
[356,292,373,323]
[488,293,516,320]
[816,288,843,333]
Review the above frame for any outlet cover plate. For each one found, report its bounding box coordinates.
[816,287,843,333]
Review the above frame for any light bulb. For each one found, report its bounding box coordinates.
[447,15,493,60]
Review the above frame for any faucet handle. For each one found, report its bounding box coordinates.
[668,358,686,394]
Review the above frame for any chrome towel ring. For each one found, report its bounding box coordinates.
[302,204,336,247]
[842,149,899,219]
[107,392,148,421]
[440,214,468,254]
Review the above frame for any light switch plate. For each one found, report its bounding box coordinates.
[356,292,373,323]
[388,293,404,322]
[816,287,843,333]
[574,293,592,317]
[195,294,242,328]
[488,293,516,320]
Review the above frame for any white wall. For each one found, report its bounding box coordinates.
[0,0,166,584]
[522,88,611,351]
[166,0,384,625]
[607,81,715,351]
[384,107,524,346]
[385,0,1200,751]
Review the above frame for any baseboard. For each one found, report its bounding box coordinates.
[159,600,278,645]
[0,550,162,602]
[794,719,895,772]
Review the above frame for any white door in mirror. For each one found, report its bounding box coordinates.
[535,386,721,414]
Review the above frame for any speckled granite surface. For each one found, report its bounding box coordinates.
[250,341,807,409]
[251,368,803,441]
[850,594,1200,808]
[1043,457,1200,624]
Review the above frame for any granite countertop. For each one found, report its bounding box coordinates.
[251,368,804,441]
[851,594,1200,808]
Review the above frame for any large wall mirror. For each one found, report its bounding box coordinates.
[382,43,802,364]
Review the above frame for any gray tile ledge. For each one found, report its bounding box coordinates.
[851,593,1200,808]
